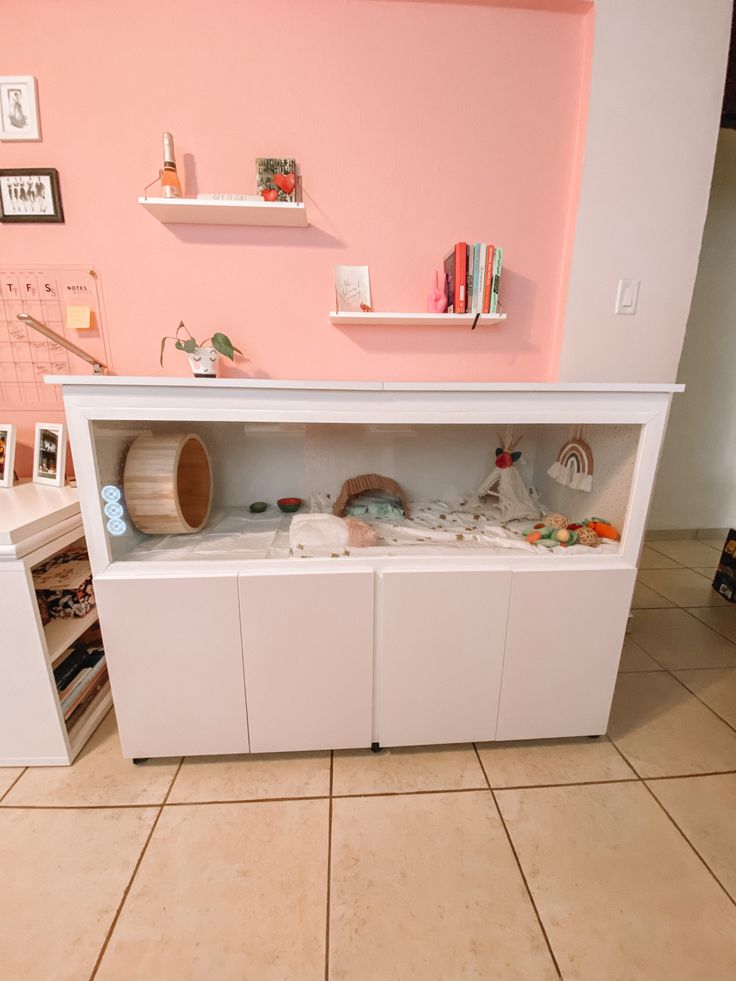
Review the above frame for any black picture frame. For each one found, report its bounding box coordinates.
[0,167,64,223]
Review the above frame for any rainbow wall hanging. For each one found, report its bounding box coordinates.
[547,432,594,492]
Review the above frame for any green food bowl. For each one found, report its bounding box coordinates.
[277,497,303,514]
[249,501,268,513]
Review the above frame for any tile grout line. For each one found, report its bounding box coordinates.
[324,751,334,981]
[625,562,736,907]
[664,669,736,737]
[472,744,563,980]
[606,734,643,780]
[640,779,736,908]
[0,767,27,803]
[7,766,736,812]
[87,757,184,981]
[682,606,736,649]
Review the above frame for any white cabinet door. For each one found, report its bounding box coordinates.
[95,574,249,758]
[496,568,636,740]
[239,571,374,753]
[378,570,512,747]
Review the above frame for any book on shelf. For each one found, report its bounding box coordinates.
[446,242,467,313]
[482,245,495,313]
[63,661,107,720]
[442,241,503,316]
[490,246,504,313]
[467,244,476,315]
[53,626,103,691]
[443,248,456,313]
[65,667,109,733]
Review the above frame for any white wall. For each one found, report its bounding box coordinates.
[558,0,732,383]
[649,129,736,531]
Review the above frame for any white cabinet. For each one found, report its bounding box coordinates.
[53,377,677,757]
[496,568,636,740]
[0,482,110,766]
[94,574,249,758]
[378,570,512,746]
[238,571,374,752]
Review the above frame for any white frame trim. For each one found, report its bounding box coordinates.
[0,424,16,487]
[33,423,67,487]
[52,379,677,578]
[0,75,40,141]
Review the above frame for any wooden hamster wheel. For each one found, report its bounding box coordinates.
[123,433,212,534]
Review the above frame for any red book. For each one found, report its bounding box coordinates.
[454,242,467,314]
[482,245,495,314]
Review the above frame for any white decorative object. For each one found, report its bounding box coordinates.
[470,434,542,523]
[290,513,350,553]
[0,76,40,141]
[33,423,67,487]
[547,432,594,492]
[187,345,219,378]
[335,265,371,312]
[0,423,16,487]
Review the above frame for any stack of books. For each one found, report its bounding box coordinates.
[53,628,108,727]
[443,243,504,315]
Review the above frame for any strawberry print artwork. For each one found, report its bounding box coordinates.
[256,158,298,202]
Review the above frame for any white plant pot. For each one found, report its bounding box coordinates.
[187,346,219,378]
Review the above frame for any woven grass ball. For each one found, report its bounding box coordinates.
[544,512,568,529]
[577,525,600,547]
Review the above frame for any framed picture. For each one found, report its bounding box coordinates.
[0,76,40,141]
[33,423,67,487]
[0,424,16,488]
[0,168,64,223]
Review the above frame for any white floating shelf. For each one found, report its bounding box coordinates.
[139,197,308,227]
[329,311,507,326]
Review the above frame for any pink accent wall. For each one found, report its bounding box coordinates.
[2,0,591,465]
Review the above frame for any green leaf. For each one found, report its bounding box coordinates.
[176,338,197,354]
[159,336,177,367]
[211,332,235,361]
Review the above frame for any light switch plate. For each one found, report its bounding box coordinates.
[615,278,640,315]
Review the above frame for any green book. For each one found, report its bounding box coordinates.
[490,246,504,314]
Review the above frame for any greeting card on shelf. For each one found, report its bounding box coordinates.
[256,158,297,202]
[335,265,372,313]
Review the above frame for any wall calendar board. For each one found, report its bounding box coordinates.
[0,266,110,408]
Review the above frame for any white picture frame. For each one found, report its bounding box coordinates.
[33,423,66,487]
[0,424,16,488]
[0,76,40,142]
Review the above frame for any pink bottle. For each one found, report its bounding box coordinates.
[426,270,448,313]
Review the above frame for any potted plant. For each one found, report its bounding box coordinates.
[160,321,244,378]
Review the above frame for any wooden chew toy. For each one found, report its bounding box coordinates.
[333,473,410,518]
[123,432,212,534]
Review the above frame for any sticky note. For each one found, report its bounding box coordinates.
[66,305,91,330]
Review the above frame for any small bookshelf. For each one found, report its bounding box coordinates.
[138,197,308,227]
[329,311,507,326]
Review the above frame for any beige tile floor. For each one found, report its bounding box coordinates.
[2,538,736,979]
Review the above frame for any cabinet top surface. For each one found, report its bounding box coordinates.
[0,480,80,545]
[45,376,685,394]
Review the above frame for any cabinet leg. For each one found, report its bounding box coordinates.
[588,735,601,740]
[371,742,381,753]
[132,757,149,765]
